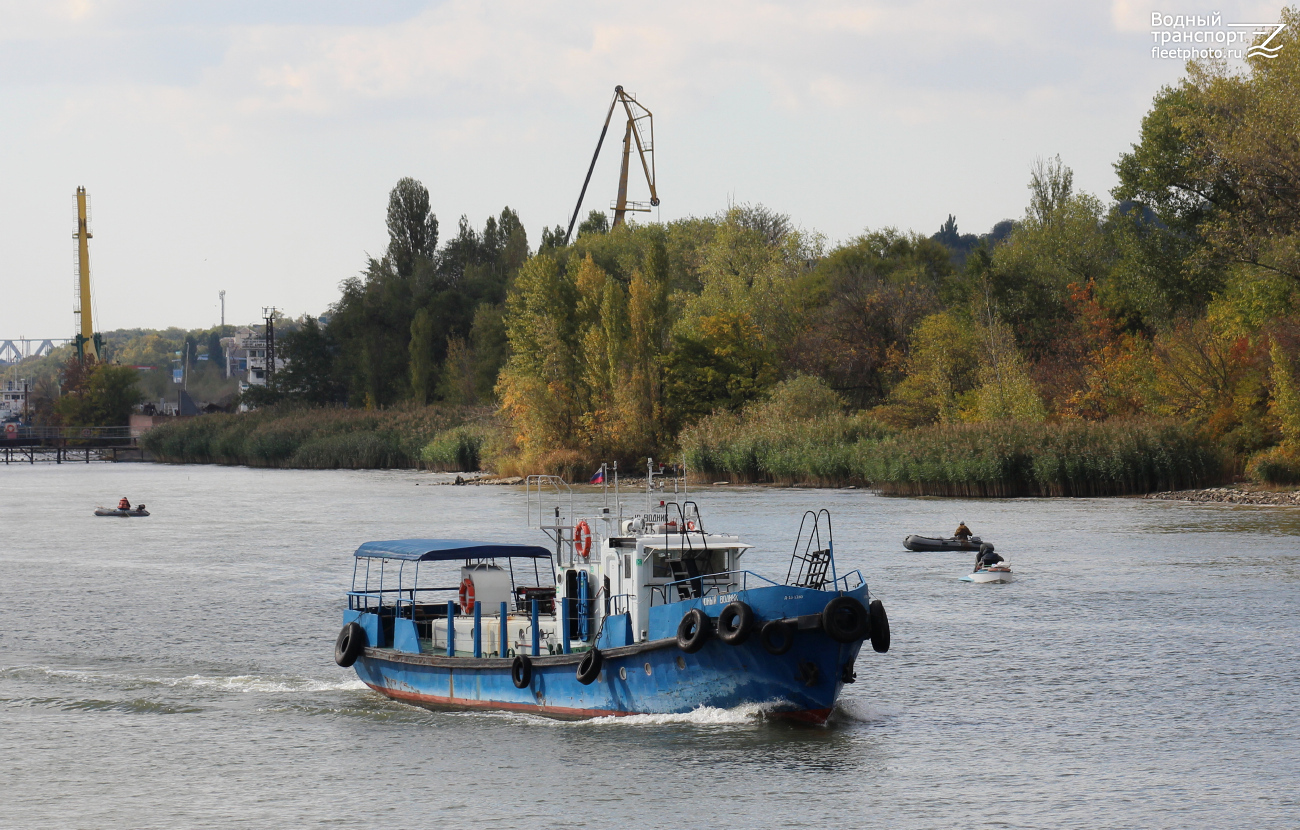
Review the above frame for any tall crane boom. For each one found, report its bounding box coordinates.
[563,85,658,245]
[73,186,101,362]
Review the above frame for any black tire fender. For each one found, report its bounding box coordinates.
[869,598,890,653]
[822,596,870,644]
[575,648,603,685]
[759,619,794,656]
[717,601,755,646]
[334,621,366,667]
[512,654,533,689]
[676,608,712,654]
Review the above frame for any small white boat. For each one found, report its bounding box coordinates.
[960,564,1014,584]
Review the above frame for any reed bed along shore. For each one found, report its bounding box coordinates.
[144,403,1224,497]
[141,404,492,469]
[682,417,1224,497]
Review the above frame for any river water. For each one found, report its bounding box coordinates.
[2,463,1298,829]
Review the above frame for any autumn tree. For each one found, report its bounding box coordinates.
[54,358,144,427]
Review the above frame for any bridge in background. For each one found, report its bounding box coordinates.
[0,338,72,364]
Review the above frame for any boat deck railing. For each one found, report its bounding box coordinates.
[650,569,779,605]
[349,587,456,615]
[832,569,865,592]
[608,593,635,616]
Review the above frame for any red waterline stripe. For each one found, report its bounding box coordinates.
[365,683,832,724]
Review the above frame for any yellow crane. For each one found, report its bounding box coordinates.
[563,85,658,244]
[73,186,102,362]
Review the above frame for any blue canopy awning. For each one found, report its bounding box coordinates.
[353,539,553,562]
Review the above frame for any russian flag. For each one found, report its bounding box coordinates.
[589,467,605,484]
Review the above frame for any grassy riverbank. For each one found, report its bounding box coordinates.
[144,402,1224,497]
[141,405,495,469]
[682,416,1224,496]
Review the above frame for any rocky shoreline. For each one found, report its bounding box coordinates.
[1141,486,1300,506]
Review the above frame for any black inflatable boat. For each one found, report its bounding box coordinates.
[903,534,982,552]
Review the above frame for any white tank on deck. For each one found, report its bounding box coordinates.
[461,564,512,614]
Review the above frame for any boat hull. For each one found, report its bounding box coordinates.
[903,535,980,552]
[960,570,1014,583]
[348,585,871,723]
[355,637,857,723]
[94,508,150,517]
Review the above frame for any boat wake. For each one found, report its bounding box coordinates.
[828,698,898,723]
[3,695,204,715]
[1,665,366,695]
[172,674,368,694]
[581,701,779,726]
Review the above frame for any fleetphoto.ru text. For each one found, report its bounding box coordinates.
[1150,11,1287,60]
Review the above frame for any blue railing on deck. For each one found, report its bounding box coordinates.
[832,569,865,592]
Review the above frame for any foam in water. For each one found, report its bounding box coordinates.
[173,674,368,693]
[2,665,366,695]
[454,700,786,728]
[830,697,898,723]
[580,701,779,726]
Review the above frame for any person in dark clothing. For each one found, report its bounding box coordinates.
[975,542,1003,571]
[954,522,973,541]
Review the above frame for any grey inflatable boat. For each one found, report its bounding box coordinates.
[903,534,982,551]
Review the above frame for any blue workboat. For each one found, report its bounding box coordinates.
[334,468,890,723]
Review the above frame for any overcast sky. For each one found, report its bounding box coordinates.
[0,0,1289,340]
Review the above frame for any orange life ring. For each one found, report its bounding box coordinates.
[458,577,476,613]
[687,520,696,531]
[574,519,593,558]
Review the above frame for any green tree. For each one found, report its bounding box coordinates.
[577,209,609,238]
[1114,10,1300,295]
[789,229,951,407]
[497,253,582,459]
[275,317,342,405]
[971,318,1046,423]
[205,330,225,376]
[881,312,981,426]
[387,177,439,279]
[54,359,145,427]
[664,311,776,429]
[409,308,438,405]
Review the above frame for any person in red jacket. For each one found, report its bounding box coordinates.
[118,496,131,510]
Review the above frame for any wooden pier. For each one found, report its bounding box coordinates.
[2,426,146,464]
[3,445,146,464]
